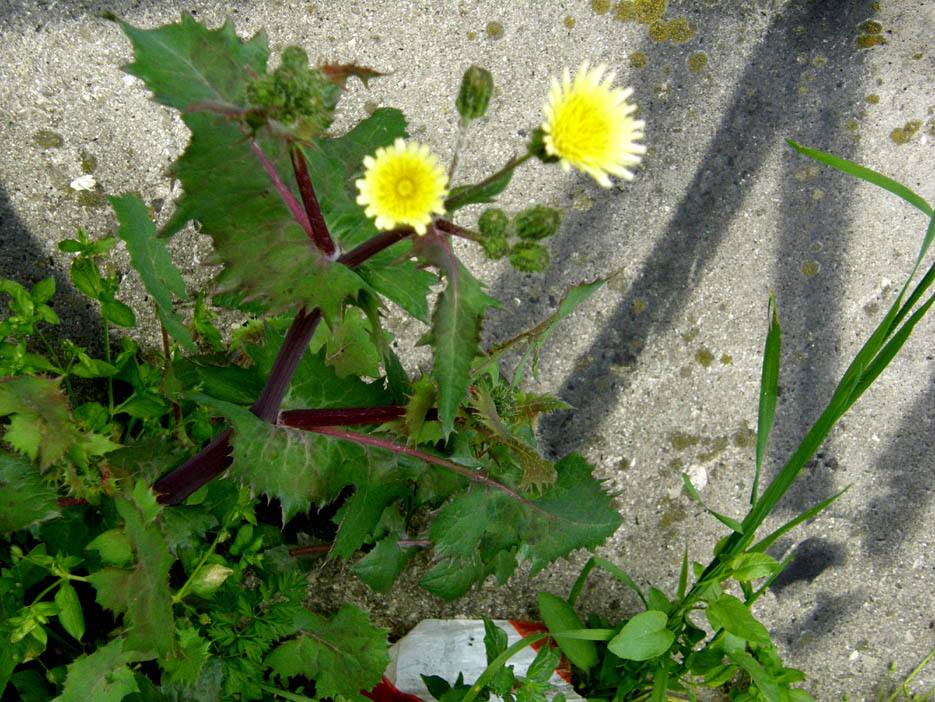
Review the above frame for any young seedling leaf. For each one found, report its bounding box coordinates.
[537,592,598,671]
[109,194,194,350]
[0,451,59,534]
[607,611,674,661]
[265,604,388,702]
[706,595,770,646]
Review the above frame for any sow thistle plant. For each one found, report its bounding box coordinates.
[1,11,933,702]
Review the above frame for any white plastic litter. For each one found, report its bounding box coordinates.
[385,619,585,702]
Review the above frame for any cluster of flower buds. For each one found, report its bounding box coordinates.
[246,46,340,138]
[477,204,563,273]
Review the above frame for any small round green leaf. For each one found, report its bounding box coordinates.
[608,610,674,661]
[100,299,137,327]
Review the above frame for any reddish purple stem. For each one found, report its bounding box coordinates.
[153,228,412,504]
[290,145,337,257]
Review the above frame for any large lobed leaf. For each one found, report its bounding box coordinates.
[0,376,118,471]
[118,12,269,112]
[197,396,426,545]
[56,639,142,702]
[120,15,365,323]
[0,450,59,534]
[420,453,622,600]
[265,604,388,702]
[87,491,176,658]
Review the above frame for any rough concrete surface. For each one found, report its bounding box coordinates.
[2,0,935,698]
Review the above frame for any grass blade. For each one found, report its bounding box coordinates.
[749,485,850,555]
[786,140,932,217]
[752,295,781,505]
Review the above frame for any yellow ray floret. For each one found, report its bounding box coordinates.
[542,61,646,188]
[355,138,449,235]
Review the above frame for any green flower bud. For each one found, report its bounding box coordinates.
[477,208,510,259]
[456,65,494,121]
[481,235,510,260]
[528,126,559,164]
[510,242,550,273]
[280,45,309,73]
[478,208,509,238]
[514,205,563,241]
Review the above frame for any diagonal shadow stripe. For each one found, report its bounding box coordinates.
[862,372,935,564]
[523,1,876,520]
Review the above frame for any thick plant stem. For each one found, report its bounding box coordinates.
[153,228,411,505]
[290,144,337,258]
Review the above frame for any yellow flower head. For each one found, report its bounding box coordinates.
[542,61,646,188]
[355,138,449,235]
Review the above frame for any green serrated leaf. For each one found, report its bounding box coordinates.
[0,451,60,533]
[421,453,620,600]
[265,604,388,702]
[120,13,364,323]
[57,638,141,702]
[199,395,424,547]
[86,529,134,567]
[165,109,367,322]
[161,626,212,686]
[425,260,499,436]
[0,376,73,470]
[109,194,193,348]
[325,307,381,378]
[607,610,674,661]
[248,322,393,410]
[118,13,269,112]
[350,533,417,592]
[470,383,555,489]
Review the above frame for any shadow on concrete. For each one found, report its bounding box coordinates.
[512,0,876,514]
[862,373,935,564]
